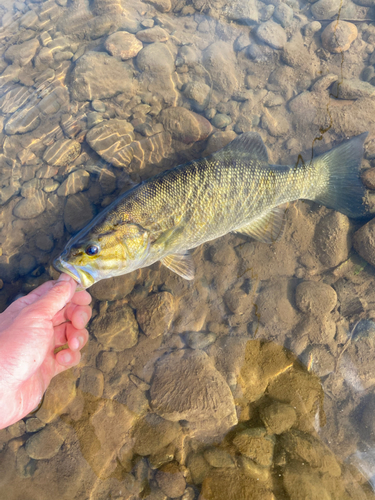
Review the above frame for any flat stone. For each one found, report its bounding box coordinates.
[57,170,90,196]
[13,192,46,219]
[25,425,65,460]
[0,85,32,114]
[5,107,40,135]
[314,211,351,267]
[96,351,118,373]
[21,178,41,198]
[90,302,138,351]
[36,371,76,423]
[4,38,39,66]
[136,26,169,43]
[203,448,235,468]
[260,401,297,434]
[233,428,274,467]
[299,345,335,377]
[86,119,135,167]
[136,42,175,74]
[43,139,81,167]
[283,463,333,500]
[136,292,175,339]
[212,113,232,129]
[257,20,287,50]
[150,349,237,426]
[202,42,239,95]
[63,193,96,233]
[132,413,180,456]
[105,31,143,60]
[144,0,171,12]
[223,0,258,23]
[71,52,136,101]
[331,78,375,99]
[200,469,274,500]
[322,21,358,53]
[304,21,322,37]
[354,218,375,268]
[311,0,341,20]
[160,107,212,144]
[183,81,211,112]
[185,332,216,350]
[90,272,136,300]
[155,462,186,498]
[78,367,104,398]
[25,418,46,434]
[274,3,293,28]
[295,281,337,315]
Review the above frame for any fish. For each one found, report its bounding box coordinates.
[53,131,369,288]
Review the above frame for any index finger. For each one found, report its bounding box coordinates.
[70,290,92,306]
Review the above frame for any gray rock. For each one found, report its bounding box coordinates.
[90,273,136,301]
[361,66,375,82]
[43,179,60,193]
[136,292,175,339]
[257,20,287,49]
[321,21,358,54]
[25,425,65,460]
[92,100,106,112]
[299,345,335,377]
[182,81,211,111]
[185,332,216,350]
[223,0,258,23]
[160,107,212,144]
[71,52,136,101]
[4,38,39,66]
[136,26,169,43]
[211,113,232,129]
[43,139,81,167]
[314,211,351,267]
[13,192,47,219]
[0,85,32,114]
[78,367,104,397]
[16,446,36,478]
[21,178,40,198]
[303,21,321,37]
[57,170,90,196]
[63,193,96,233]
[295,281,337,315]
[202,42,239,95]
[145,0,171,12]
[331,78,375,99]
[274,3,293,28]
[136,42,174,74]
[311,0,341,20]
[105,31,143,60]
[5,107,40,135]
[150,349,237,427]
[91,302,138,351]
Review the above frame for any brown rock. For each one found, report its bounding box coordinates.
[321,21,358,53]
[155,462,186,498]
[78,367,104,398]
[25,424,66,460]
[36,371,77,423]
[150,349,237,426]
[314,211,351,268]
[295,281,337,315]
[362,168,375,190]
[90,273,136,301]
[187,452,211,485]
[283,463,333,500]
[136,292,174,339]
[63,193,96,233]
[132,413,180,456]
[354,218,375,268]
[260,401,297,434]
[160,107,212,144]
[91,302,138,351]
[105,31,142,60]
[145,0,171,12]
[233,428,274,467]
[43,139,81,167]
[136,26,169,43]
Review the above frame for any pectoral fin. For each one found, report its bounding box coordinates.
[161,252,195,280]
[234,204,288,243]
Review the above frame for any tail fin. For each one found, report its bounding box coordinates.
[313,132,369,218]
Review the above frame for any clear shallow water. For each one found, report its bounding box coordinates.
[1,0,375,498]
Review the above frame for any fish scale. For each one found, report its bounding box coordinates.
[54,131,369,288]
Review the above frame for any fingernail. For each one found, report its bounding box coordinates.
[78,335,85,348]
[81,312,89,325]
[57,273,71,282]
[71,337,80,350]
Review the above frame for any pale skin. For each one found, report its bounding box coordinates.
[0,274,92,430]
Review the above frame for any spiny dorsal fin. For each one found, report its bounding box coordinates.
[234,204,288,243]
[215,132,269,162]
[161,252,195,280]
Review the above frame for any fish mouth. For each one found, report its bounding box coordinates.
[53,257,95,290]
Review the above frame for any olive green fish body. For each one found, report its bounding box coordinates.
[54,132,368,287]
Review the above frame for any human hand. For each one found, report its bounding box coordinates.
[0,274,92,429]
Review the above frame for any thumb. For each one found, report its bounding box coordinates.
[23,274,77,321]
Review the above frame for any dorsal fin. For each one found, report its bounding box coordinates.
[234,204,288,243]
[214,132,269,162]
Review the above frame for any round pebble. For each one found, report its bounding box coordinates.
[155,462,186,498]
[105,31,143,60]
[257,20,287,50]
[212,113,232,129]
[295,281,337,316]
[321,21,358,53]
[304,21,321,37]
[311,0,341,20]
[362,168,375,189]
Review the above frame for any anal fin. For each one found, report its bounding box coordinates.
[234,204,288,243]
[161,252,195,280]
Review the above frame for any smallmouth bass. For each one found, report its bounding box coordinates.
[54,132,369,288]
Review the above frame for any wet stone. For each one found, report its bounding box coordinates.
[155,462,186,498]
[322,21,358,53]
[260,401,297,435]
[295,281,337,316]
[16,446,36,478]
[223,0,258,23]
[90,303,138,351]
[19,254,37,275]
[299,345,335,377]
[105,31,143,60]
[200,469,273,500]
[13,192,47,219]
[160,107,212,144]
[237,457,270,482]
[354,218,375,268]
[283,463,331,500]
[57,170,90,196]
[137,42,175,74]
[150,349,237,427]
[187,452,211,485]
[136,26,169,43]
[63,193,96,233]
[21,178,40,198]
[71,52,136,101]
[136,292,174,339]
[274,3,293,28]
[145,0,171,12]
[212,113,232,129]
[314,211,351,267]
[7,420,26,438]
[132,413,180,456]
[92,100,106,113]
[332,78,375,99]
[86,119,134,167]
[43,179,60,193]
[25,418,45,434]
[185,331,216,350]
[311,0,341,20]
[90,273,136,301]
[304,21,321,37]
[96,351,117,373]
[43,139,81,168]
[78,367,104,398]
[203,448,235,468]
[233,428,274,467]
[87,112,103,129]
[4,38,39,66]
[257,20,287,49]
[5,107,40,135]
[25,425,65,460]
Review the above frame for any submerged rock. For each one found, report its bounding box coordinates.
[160,107,212,144]
[257,20,287,50]
[43,139,81,167]
[321,20,357,53]
[105,31,143,59]
[155,462,186,498]
[199,469,273,500]
[91,302,138,351]
[13,192,47,219]
[136,292,174,339]
[25,424,66,460]
[132,413,180,456]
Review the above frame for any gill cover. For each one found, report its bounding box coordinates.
[116,222,150,260]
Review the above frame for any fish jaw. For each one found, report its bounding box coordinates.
[53,256,96,289]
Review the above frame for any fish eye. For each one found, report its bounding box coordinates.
[85,245,99,256]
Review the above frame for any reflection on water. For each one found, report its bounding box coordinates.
[1,0,375,497]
